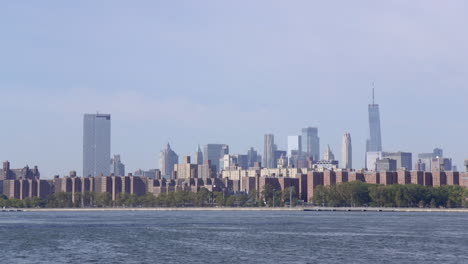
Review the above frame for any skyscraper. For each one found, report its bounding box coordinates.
[110,154,125,176]
[263,134,275,168]
[83,113,111,177]
[301,127,320,160]
[159,143,179,178]
[323,145,335,161]
[247,147,258,168]
[287,135,302,157]
[341,133,352,169]
[203,144,229,173]
[382,152,412,170]
[366,88,382,152]
[287,135,302,168]
[193,145,203,165]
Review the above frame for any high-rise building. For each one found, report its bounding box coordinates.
[366,151,382,171]
[83,113,111,177]
[247,147,258,168]
[341,133,352,169]
[431,157,452,172]
[263,134,275,168]
[232,154,249,170]
[417,148,444,172]
[274,150,287,168]
[287,135,302,157]
[203,144,229,173]
[193,145,203,165]
[323,145,335,162]
[376,158,397,171]
[159,143,179,178]
[301,127,320,160]
[382,152,412,170]
[287,135,302,168]
[366,89,382,154]
[110,154,125,176]
[464,160,468,172]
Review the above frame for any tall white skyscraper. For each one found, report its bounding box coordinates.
[159,143,179,178]
[323,145,335,161]
[301,127,320,160]
[341,133,352,169]
[83,113,111,177]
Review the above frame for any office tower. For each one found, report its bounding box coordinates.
[287,136,302,157]
[274,150,287,168]
[433,148,443,158]
[301,127,320,161]
[382,152,412,170]
[376,158,397,171]
[110,154,125,176]
[341,133,352,169]
[288,135,302,168]
[431,157,452,172]
[83,113,111,177]
[263,134,275,168]
[418,148,444,172]
[464,160,468,172]
[203,144,229,173]
[193,145,203,165]
[159,143,179,178]
[366,151,382,171]
[233,154,249,170]
[366,89,383,153]
[415,159,426,171]
[323,145,335,161]
[247,147,258,168]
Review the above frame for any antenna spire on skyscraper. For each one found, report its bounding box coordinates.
[372,82,375,105]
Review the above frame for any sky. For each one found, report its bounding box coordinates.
[0,1,467,178]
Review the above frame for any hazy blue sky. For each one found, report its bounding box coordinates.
[1,1,467,178]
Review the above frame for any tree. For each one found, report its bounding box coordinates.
[262,184,275,207]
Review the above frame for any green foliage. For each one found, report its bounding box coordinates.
[313,182,468,208]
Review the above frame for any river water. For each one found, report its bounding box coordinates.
[0,211,467,263]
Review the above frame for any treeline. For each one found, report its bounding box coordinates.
[0,186,298,208]
[313,181,468,208]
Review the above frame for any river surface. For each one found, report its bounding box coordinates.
[0,211,467,263]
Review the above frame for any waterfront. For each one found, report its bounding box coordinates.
[1,211,467,263]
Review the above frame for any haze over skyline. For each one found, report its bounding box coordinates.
[1,1,467,178]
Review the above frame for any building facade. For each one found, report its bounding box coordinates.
[203,144,229,173]
[110,154,125,176]
[159,143,179,178]
[341,133,352,169]
[83,113,111,177]
[263,134,275,169]
[301,127,320,161]
[382,152,412,171]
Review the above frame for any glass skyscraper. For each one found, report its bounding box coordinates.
[203,144,229,173]
[83,113,111,177]
[366,90,382,152]
[301,127,320,161]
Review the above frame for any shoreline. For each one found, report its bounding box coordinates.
[16,207,468,213]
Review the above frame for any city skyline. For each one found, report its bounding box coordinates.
[1,1,467,177]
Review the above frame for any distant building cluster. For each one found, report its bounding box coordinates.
[1,91,467,204]
[2,160,468,203]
